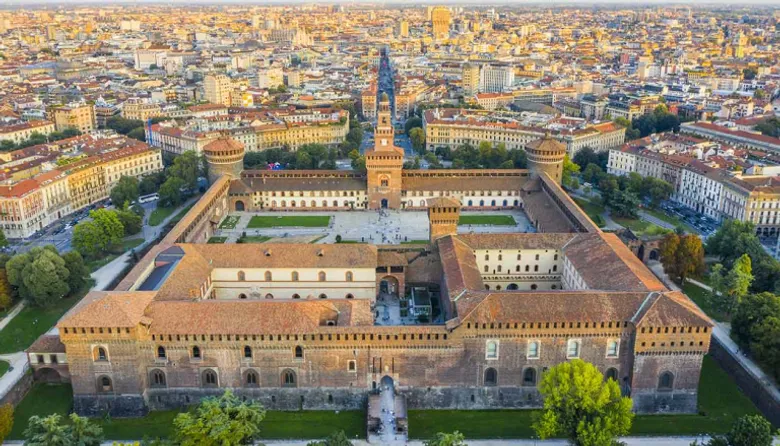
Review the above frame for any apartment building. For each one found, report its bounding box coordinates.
[122,98,164,121]
[681,121,780,154]
[721,175,780,236]
[676,160,724,219]
[474,93,515,111]
[204,74,232,106]
[480,65,514,93]
[462,63,480,96]
[361,85,377,120]
[52,103,96,133]
[0,121,56,144]
[0,136,162,238]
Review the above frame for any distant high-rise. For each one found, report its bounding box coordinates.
[431,6,451,40]
[462,63,480,96]
[480,64,514,93]
[396,20,409,38]
[46,24,57,41]
[204,74,232,106]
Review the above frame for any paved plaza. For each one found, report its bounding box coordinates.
[214,209,534,244]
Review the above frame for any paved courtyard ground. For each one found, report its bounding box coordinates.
[214,209,534,244]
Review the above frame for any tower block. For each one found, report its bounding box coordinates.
[366,93,404,209]
[428,197,461,242]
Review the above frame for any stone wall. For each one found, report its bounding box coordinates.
[145,387,367,411]
[404,386,541,409]
[0,371,33,407]
[709,338,780,426]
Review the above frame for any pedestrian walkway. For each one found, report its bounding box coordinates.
[0,302,24,332]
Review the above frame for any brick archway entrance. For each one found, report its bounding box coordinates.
[380,276,399,296]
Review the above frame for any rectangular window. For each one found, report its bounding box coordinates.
[348,360,356,372]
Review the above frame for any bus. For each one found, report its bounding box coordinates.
[138,193,160,204]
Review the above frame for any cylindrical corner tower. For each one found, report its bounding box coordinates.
[526,132,567,184]
[203,136,245,184]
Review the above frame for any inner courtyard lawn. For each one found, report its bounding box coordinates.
[248,215,330,228]
[458,215,517,226]
[682,282,729,322]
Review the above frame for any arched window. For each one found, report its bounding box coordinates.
[237,271,245,281]
[527,341,540,359]
[282,369,297,387]
[294,346,303,359]
[265,293,274,299]
[150,369,166,388]
[157,346,166,360]
[192,346,201,359]
[531,284,538,290]
[485,341,498,359]
[658,372,674,391]
[292,271,299,281]
[346,293,354,299]
[98,376,112,393]
[567,340,580,358]
[605,368,619,382]
[292,294,301,299]
[318,271,326,282]
[484,368,497,387]
[202,369,218,388]
[345,271,353,282]
[94,347,108,362]
[246,370,259,387]
[243,345,252,359]
[264,271,272,281]
[522,368,537,386]
[319,293,327,299]
[238,293,248,299]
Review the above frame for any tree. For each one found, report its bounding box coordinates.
[173,390,266,446]
[0,269,11,312]
[106,117,144,135]
[72,221,107,259]
[62,251,89,292]
[561,155,580,190]
[90,209,124,247]
[608,190,640,218]
[533,359,633,446]
[0,404,12,444]
[168,151,202,190]
[424,431,467,446]
[110,176,140,208]
[410,127,426,154]
[6,247,69,307]
[159,177,186,208]
[726,414,774,446]
[404,116,422,135]
[725,254,753,312]
[572,147,609,170]
[307,430,355,446]
[708,263,730,314]
[581,163,604,184]
[731,292,780,350]
[140,171,166,195]
[24,413,102,446]
[0,228,7,248]
[742,67,758,81]
[116,207,143,236]
[127,127,146,142]
[660,233,705,283]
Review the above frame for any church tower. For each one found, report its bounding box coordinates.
[365,93,404,209]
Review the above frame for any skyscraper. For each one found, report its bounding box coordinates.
[462,63,480,96]
[431,6,451,40]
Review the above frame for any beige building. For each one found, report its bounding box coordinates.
[0,121,56,144]
[205,74,233,106]
[431,6,451,40]
[122,98,164,121]
[462,63,480,96]
[53,103,96,134]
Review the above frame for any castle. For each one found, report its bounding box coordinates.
[27,93,712,418]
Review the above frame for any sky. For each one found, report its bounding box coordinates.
[2,0,779,5]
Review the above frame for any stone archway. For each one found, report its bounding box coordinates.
[380,375,394,391]
[649,249,659,261]
[36,367,62,383]
[381,199,389,209]
[380,276,399,296]
[235,200,245,212]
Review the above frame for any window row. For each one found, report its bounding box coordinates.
[483,264,557,273]
[482,366,621,387]
[236,271,353,282]
[151,345,305,362]
[484,253,557,261]
[237,293,354,300]
[484,339,619,360]
[468,320,628,330]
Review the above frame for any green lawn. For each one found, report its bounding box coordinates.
[248,216,330,228]
[0,282,93,354]
[682,282,729,322]
[9,383,364,440]
[219,215,240,229]
[84,239,143,272]
[573,197,607,227]
[238,235,271,244]
[643,208,697,234]
[458,215,517,226]
[169,204,195,225]
[410,356,762,439]
[0,360,9,378]
[614,217,671,237]
[148,206,175,226]
[207,237,227,244]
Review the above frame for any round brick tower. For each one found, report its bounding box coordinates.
[526,132,567,184]
[204,136,245,184]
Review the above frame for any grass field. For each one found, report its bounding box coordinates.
[0,360,9,378]
[248,216,330,228]
[219,215,240,229]
[0,282,93,354]
[682,282,729,322]
[573,198,607,227]
[207,236,227,244]
[169,204,195,225]
[458,215,517,226]
[643,208,697,234]
[8,384,365,440]
[614,217,671,237]
[148,206,175,226]
[238,235,271,244]
[409,356,760,439]
[84,238,144,272]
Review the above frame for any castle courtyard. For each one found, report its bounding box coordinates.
[213,208,534,244]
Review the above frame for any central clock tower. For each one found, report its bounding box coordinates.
[366,93,404,209]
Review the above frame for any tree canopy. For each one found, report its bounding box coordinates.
[24,413,103,446]
[659,233,705,283]
[424,431,468,446]
[173,390,266,446]
[6,246,70,307]
[110,176,140,208]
